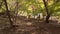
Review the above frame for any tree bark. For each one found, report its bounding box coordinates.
[43,0,50,23]
[4,0,13,27]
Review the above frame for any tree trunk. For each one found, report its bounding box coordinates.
[43,0,50,23]
[14,0,19,24]
[4,0,13,27]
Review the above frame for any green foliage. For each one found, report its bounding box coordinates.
[48,2,60,16]
[0,0,60,17]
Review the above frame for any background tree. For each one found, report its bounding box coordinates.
[3,0,13,27]
[42,0,50,23]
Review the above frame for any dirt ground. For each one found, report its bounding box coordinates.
[0,16,60,34]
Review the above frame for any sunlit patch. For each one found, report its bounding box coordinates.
[26,22,32,26]
[28,6,32,11]
[58,6,60,8]
[54,6,60,10]
[54,7,58,10]
[0,9,3,12]
[38,0,43,2]
[48,1,54,5]
[41,4,44,8]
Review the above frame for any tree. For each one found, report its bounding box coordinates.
[3,0,13,27]
[14,0,19,23]
[43,0,50,23]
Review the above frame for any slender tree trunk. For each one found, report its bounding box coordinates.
[14,0,19,23]
[43,0,50,23]
[4,0,13,27]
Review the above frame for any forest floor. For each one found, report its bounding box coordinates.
[0,15,60,34]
